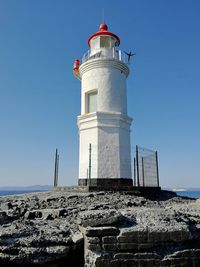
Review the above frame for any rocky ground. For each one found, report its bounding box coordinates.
[0,189,200,266]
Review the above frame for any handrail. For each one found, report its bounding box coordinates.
[82,48,129,64]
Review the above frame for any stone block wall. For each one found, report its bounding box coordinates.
[80,223,200,267]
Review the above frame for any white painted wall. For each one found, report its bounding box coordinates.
[78,57,132,181]
[78,112,132,180]
[78,113,98,179]
[80,59,128,115]
[97,113,132,179]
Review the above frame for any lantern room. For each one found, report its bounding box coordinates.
[87,23,120,58]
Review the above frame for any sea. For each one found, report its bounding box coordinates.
[0,190,200,198]
[173,190,200,199]
[0,190,48,197]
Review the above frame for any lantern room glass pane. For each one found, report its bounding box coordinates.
[88,91,97,113]
[100,36,111,48]
[91,37,100,51]
[110,37,117,47]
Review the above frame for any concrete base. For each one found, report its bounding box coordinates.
[53,184,163,199]
[78,178,133,191]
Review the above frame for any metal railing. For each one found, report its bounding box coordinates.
[82,48,129,64]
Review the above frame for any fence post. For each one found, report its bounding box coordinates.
[133,157,136,186]
[54,149,59,187]
[88,143,92,186]
[56,154,59,186]
[142,157,145,187]
[155,151,160,187]
[136,145,140,187]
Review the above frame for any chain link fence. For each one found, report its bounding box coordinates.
[134,145,159,187]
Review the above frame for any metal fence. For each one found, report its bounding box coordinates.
[82,144,160,188]
[134,145,159,187]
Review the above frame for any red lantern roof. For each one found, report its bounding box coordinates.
[88,23,120,46]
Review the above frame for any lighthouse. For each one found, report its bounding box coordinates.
[74,23,133,190]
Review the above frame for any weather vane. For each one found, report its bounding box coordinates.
[124,50,136,63]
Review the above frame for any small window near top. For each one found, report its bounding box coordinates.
[86,91,97,113]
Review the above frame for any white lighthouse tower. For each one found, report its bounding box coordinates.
[73,23,133,190]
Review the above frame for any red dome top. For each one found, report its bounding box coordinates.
[88,23,120,46]
[99,23,108,31]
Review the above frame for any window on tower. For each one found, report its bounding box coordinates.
[86,91,97,113]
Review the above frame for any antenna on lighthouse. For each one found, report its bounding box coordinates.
[102,8,105,23]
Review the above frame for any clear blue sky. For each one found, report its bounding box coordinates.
[0,0,199,188]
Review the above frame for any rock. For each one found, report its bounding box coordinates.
[46,197,57,202]
[67,194,78,199]
[0,211,9,224]
[88,203,110,210]
[96,192,105,196]
[88,243,101,252]
[72,232,83,244]
[59,208,70,217]
[42,209,60,220]
[0,202,13,210]
[78,209,123,227]
[102,243,118,252]
[196,198,200,205]
[165,249,200,259]
[87,237,100,244]
[113,253,135,259]
[0,190,200,266]
[84,226,120,237]
[102,236,118,244]
[24,210,42,219]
